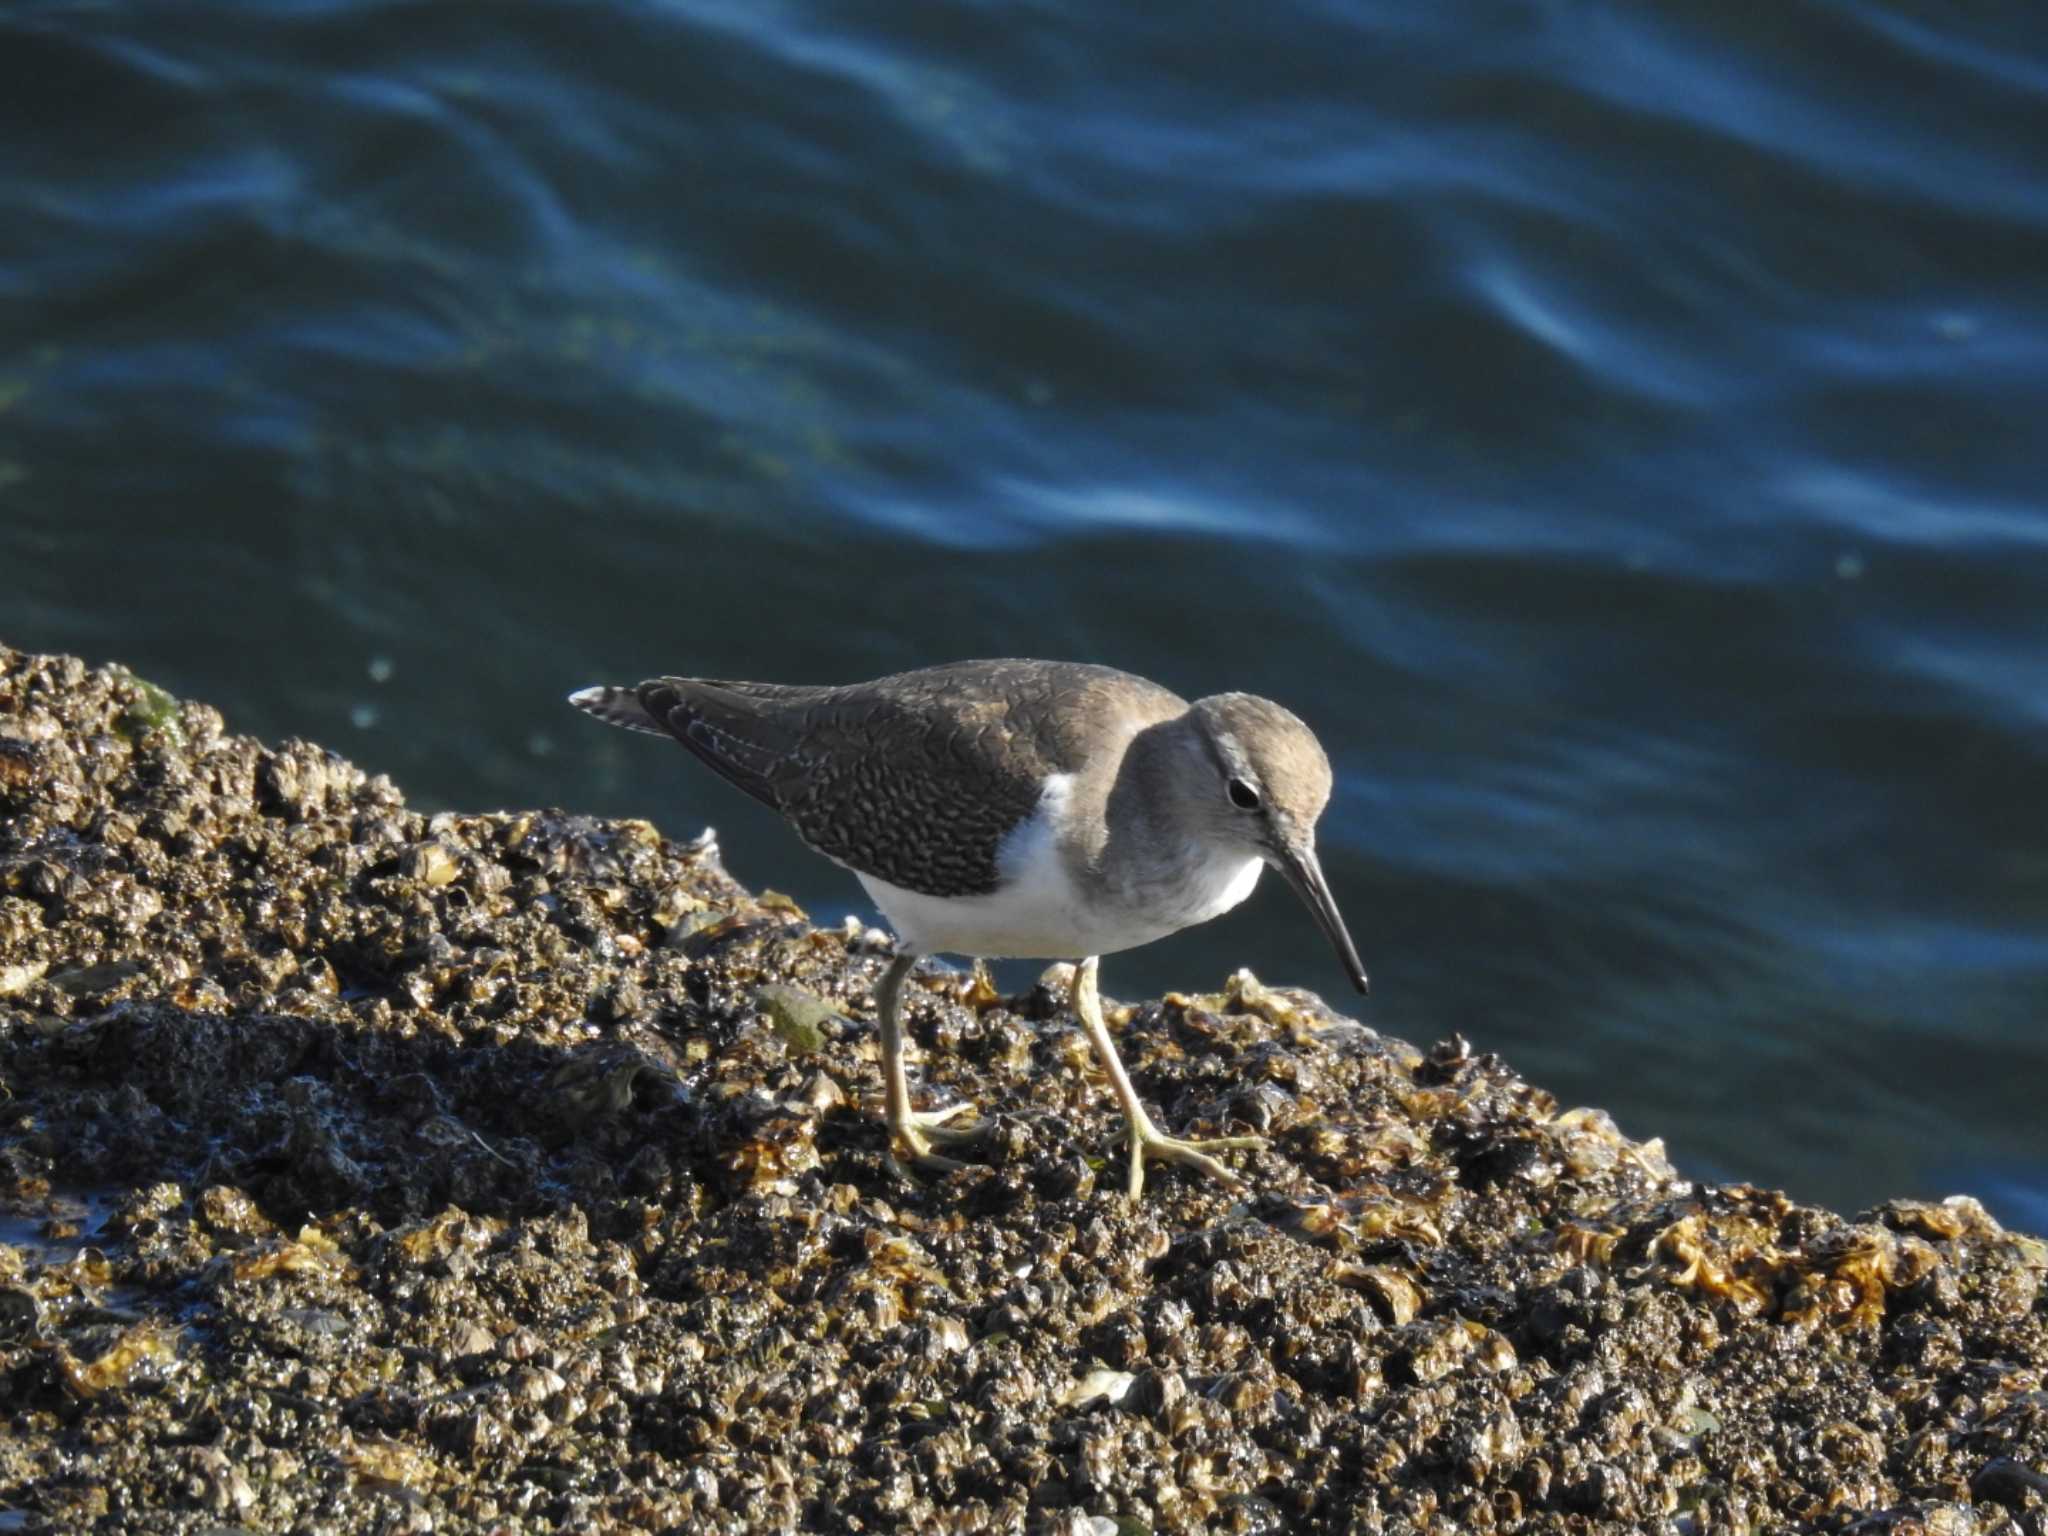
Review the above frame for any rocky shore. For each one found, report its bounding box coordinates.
[1,645,2044,1534]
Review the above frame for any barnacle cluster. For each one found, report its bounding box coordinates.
[1,645,2044,1533]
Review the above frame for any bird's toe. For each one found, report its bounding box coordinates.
[887,1103,994,1173]
[1123,1124,1265,1201]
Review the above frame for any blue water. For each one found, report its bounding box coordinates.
[2,0,2044,1222]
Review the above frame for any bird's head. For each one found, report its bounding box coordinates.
[1186,692,1368,995]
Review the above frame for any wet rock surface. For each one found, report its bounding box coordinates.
[1,643,2044,1534]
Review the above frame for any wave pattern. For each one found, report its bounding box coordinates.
[1,0,2044,1217]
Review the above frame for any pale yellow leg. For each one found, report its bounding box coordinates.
[875,952,988,1171]
[1071,956,1263,1200]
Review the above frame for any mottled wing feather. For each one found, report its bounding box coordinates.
[776,693,1046,895]
[625,661,1185,898]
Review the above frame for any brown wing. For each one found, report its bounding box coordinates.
[628,661,1185,898]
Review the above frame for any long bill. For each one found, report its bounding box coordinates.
[1272,832,1370,995]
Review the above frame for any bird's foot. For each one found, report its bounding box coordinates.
[888,1102,992,1174]
[1121,1113,1263,1201]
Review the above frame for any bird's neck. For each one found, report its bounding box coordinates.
[1076,718,1256,919]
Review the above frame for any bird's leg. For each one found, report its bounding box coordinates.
[1071,956,1264,1201]
[875,951,989,1170]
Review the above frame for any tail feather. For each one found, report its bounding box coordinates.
[633,676,793,810]
[569,678,793,816]
[568,684,669,736]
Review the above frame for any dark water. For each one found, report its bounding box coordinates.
[3,1,2044,1222]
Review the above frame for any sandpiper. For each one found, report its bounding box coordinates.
[570,659,1366,1198]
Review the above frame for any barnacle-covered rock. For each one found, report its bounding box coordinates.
[0,643,2044,1534]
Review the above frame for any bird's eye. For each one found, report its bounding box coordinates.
[1227,777,1260,811]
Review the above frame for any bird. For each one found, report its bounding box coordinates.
[569,658,1366,1198]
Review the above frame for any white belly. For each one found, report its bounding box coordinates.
[854,774,1264,961]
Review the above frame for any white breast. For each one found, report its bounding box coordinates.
[854,773,1264,961]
